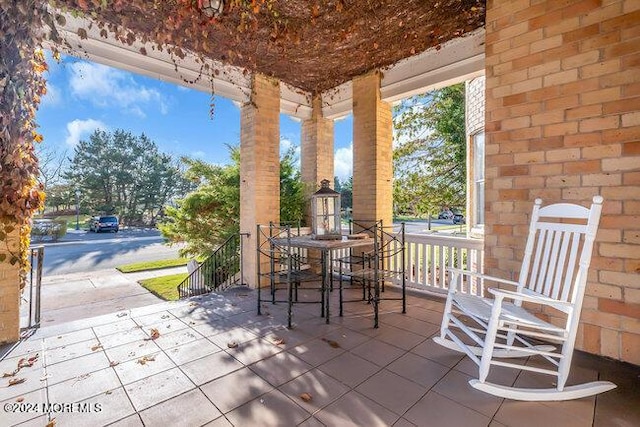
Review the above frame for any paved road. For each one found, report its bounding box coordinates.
[35,229,184,275]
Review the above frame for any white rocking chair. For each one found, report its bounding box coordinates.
[434,196,616,401]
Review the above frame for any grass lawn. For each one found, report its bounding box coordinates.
[139,273,187,301]
[117,258,190,273]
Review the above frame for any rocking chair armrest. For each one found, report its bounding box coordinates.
[488,288,572,308]
[447,268,520,288]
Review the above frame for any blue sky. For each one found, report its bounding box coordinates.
[36,52,355,180]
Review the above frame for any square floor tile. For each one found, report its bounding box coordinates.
[351,339,405,367]
[410,338,464,368]
[140,388,221,426]
[375,326,427,351]
[108,414,144,427]
[225,337,283,366]
[279,368,350,414]
[432,369,503,418]
[249,352,312,387]
[43,329,96,350]
[356,369,426,415]
[151,328,203,350]
[45,351,111,386]
[113,351,175,385]
[48,367,121,403]
[99,327,149,349]
[208,326,259,349]
[54,387,136,427]
[181,350,243,385]
[165,338,221,365]
[125,367,195,411]
[192,319,239,337]
[317,327,371,350]
[404,391,490,427]
[45,338,101,366]
[0,387,47,426]
[317,351,380,388]
[315,390,399,427]
[387,352,450,389]
[289,338,345,367]
[133,311,176,327]
[225,389,310,427]
[93,319,139,337]
[104,339,161,365]
[200,367,274,413]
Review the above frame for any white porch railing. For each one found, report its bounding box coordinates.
[331,232,484,297]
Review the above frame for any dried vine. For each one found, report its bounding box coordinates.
[0,0,49,288]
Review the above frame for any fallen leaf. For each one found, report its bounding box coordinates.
[321,338,341,349]
[16,397,24,402]
[227,341,239,349]
[116,312,127,318]
[109,361,119,367]
[272,337,286,346]
[39,374,51,381]
[105,390,112,395]
[8,378,26,386]
[300,392,312,402]
[189,302,198,307]
[2,370,17,378]
[148,328,160,340]
[161,314,170,319]
[46,418,56,427]
[136,355,156,365]
[91,344,103,351]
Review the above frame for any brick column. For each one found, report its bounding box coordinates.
[240,74,280,287]
[352,71,393,229]
[301,95,335,225]
[0,225,21,343]
[485,0,640,364]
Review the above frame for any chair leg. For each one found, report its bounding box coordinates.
[478,297,503,382]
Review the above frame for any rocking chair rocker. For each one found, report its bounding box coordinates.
[434,196,616,401]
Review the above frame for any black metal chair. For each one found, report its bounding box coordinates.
[256,223,324,328]
[336,221,406,328]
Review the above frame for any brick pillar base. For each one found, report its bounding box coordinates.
[352,71,393,228]
[240,74,280,288]
[0,224,21,344]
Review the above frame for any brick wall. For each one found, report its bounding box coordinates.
[239,74,281,286]
[485,0,640,364]
[352,71,393,228]
[301,95,335,226]
[0,225,21,344]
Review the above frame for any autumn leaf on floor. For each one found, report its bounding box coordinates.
[136,355,156,365]
[2,369,18,378]
[321,338,341,348]
[227,341,239,349]
[300,392,312,402]
[272,337,285,346]
[148,328,160,340]
[46,418,56,427]
[18,354,39,368]
[91,344,103,351]
[116,312,128,318]
[16,397,24,402]
[8,378,26,386]
[109,361,119,367]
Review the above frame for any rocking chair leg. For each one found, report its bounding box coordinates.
[479,297,503,382]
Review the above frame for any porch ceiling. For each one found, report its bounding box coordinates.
[51,0,485,94]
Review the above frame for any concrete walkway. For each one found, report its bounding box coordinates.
[25,267,187,327]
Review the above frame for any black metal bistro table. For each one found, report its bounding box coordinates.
[268,234,374,325]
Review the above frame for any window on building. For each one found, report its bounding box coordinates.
[473,131,485,226]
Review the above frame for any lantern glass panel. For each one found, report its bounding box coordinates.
[311,179,341,239]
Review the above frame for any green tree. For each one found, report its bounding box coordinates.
[63,129,189,225]
[160,145,306,257]
[393,84,466,217]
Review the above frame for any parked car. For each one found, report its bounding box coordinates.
[438,209,454,220]
[90,215,119,233]
[453,213,466,224]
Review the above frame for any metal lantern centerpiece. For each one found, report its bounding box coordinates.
[311,179,342,240]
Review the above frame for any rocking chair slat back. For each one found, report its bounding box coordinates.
[519,197,602,305]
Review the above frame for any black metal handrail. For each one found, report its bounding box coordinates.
[177,234,245,298]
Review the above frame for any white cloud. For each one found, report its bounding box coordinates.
[280,138,301,169]
[68,61,168,115]
[191,150,206,158]
[65,119,107,146]
[334,142,353,181]
[41,82,62,107]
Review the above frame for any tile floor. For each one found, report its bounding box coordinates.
[1,286,639,427]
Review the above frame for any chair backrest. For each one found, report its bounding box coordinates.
[517,196,603,307]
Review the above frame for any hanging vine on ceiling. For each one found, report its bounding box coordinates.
[0,0,50,288]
